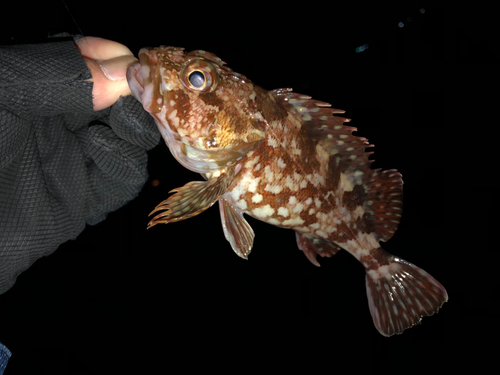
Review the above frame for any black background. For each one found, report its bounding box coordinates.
[0,2,497,374]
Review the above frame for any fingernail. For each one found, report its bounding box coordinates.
[97,55,139,81]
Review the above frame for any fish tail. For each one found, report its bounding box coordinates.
[364,252,448,337]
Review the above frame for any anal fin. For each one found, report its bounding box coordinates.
[219,198,255,259]
[295,233,342,267]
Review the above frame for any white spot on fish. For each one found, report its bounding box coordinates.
[316,144,329,162]
[248,178,260,193]
[278,207,289,217]
[168,109,179,127]
[268,218,281,225]
[252,193,263,203]
[354,170,364,185]
[316,212,327,221]
[285,176,299,191]
[283,217,305,226]
[308,208,315,215]
[289,196,297,205]
[164,82,175,92]
[291,138,302,155]
[315,230,328,239]
[264,184,283,194]
[253,204,275,218]
[264,165,274,182]
[245,155,260,169]
[277,158,286,168]
[236,200,248,210]
[339,173,354,192]
[293,203,304,214]
[354,205,365,218]
[311,173,325,187]
[229,183,245,201]
[305,198,313,205]
[314,198,322,208]
[311,223,320,229]
[268,136,279,148]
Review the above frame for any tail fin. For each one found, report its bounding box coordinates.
[365,257,448,337]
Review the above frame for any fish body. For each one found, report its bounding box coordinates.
[127,46,448,336]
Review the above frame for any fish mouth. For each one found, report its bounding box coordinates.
[126,47,162,113]
[126,62,144,103]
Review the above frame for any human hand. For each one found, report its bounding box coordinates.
[76,36,138,111]
[0,37,160,294]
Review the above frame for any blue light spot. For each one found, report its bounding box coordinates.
[398,22,404,28]
[420,8,425,14]
[355,44,369,53]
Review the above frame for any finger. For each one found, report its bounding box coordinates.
[97,55,139,81]
[81,40,138,111]
[84,58,135,111]
[76,36,134,60]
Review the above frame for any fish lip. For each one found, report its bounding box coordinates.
[126,62,144,103]
[126,47,159,111]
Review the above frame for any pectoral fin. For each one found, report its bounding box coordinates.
[148,166,235,228]
[219,198,255,259]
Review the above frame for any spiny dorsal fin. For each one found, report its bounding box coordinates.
[271,88,403,241]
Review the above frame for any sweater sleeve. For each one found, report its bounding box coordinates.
[0,39,94,117]
[0,38,159,295]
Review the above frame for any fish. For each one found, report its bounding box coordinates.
[126,46,448,336]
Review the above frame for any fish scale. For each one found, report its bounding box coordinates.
[127,46,448,336]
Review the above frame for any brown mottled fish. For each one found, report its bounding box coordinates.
[127,46,447,336]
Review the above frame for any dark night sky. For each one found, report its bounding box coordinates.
[0,3,497,374]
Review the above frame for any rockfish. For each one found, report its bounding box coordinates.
[126,46,447,336]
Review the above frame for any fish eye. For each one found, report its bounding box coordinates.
[188,70,206,89]
[180,58,218,92]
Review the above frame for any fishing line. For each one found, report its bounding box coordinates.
[61,0,85,38]
[60,0,102,60]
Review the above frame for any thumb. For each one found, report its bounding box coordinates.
[76,37,138,111]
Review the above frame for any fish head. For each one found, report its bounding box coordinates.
[127,46,266,173]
